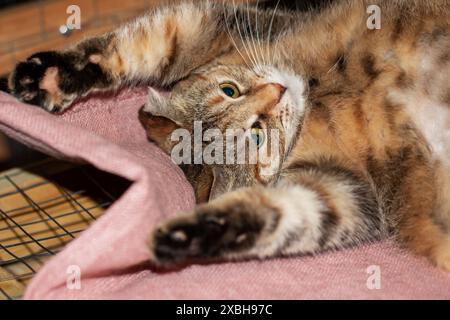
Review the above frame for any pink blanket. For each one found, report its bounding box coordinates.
[0,89,449,299]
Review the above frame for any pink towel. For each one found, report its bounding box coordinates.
[0,89,449,299]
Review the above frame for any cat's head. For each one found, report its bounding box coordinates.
[140,64,306,200]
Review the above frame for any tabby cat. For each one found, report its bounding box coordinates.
[3,0,450,271]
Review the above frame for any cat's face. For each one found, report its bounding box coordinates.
[141,64,306,200]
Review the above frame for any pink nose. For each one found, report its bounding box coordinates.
[269,83,287,101]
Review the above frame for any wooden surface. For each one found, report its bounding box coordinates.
[0,0,165,75]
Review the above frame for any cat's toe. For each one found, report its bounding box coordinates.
[152,225,191,263]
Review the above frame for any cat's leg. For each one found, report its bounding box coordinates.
[396,160,450,272]
[148,163,384,266]
[8,2,290,113]
[7,2,234,112]
[434,166,450,271]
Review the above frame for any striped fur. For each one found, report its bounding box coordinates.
[6,0,450,270]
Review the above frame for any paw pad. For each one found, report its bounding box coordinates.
[235,234,248,244]
[170,230,188,243]
[19,77,34,86]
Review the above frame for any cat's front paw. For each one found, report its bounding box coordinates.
[9,50,111,113]
[148,203,265,267]
[9,52,75,112]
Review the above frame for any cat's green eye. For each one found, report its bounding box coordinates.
[250,126,265,148]
[220,83,241,99]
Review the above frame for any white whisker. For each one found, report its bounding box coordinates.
[273,26,286,67]
[232,0,258,70]
[223,4,253,70]
[254,0,266,68]
[246,0,263,74]
[266,0,281,66]
[241,0,259,70]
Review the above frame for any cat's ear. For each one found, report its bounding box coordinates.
[144,87,182,125]
[139,107,181,154]
[140,87,186,153]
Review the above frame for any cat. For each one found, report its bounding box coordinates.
[3,0,450,271]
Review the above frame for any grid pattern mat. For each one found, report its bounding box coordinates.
[0,159,129,299]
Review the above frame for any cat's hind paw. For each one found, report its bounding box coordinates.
[148,204,265,267]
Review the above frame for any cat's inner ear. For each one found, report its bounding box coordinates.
[139,105,181,154]
[144,87,181,125]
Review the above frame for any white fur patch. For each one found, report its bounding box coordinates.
[251,185,325,257]
[265,67,306,116]
[264,67,306,150]
[410,100,450,167]
[388,90,450,168]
